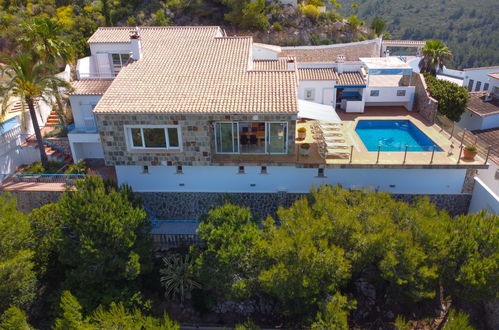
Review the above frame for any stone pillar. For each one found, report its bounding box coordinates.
[461,169,478,193]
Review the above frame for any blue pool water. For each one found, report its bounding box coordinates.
[0,116,20,134]
[355,120,442,152]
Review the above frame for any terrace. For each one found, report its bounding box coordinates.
[213,107,490,169]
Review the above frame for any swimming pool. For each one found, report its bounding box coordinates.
[355,120,442,152]
[0,116,20,134]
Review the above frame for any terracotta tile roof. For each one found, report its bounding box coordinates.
[298,68,338,81]
[253,59,288,70]
[69,80,113,95]
[467,92,499,117]
[488,72,499,80]
[92,27,298,114]
[88,26,221,43]
[337,71,366,86]
[279,39,380,62]
[382,40,425,46]
[471,128,499,165]
[463,65,499,71]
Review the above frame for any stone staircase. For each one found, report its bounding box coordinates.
[22,137,72,163]
[45,110,61,127]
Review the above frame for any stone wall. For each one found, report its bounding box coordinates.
[45,137,71,156]
[7,189,471,219]
[140,191,472,220]
[412,72,438,123]
[461,168,478,193]
[96,113,296,167]
[6,190,63,213]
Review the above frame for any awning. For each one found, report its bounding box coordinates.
[297,99,341,123]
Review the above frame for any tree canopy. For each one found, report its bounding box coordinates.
[424,73,470,122]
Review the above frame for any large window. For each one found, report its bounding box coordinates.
[127,126,181,150]
[215,122,287,154]
[111,53,131,75]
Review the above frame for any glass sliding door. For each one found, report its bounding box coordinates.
[267,122,287,154]
[215,122,238,153]
[239,122,265,154]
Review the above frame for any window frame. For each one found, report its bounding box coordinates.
[125,125,182,151]
[483,83,489,91]
[110,53,131,76]
[214,121,288,155]
[370,90,380,97]
[475,81,482,91]
[304,88,315,101]
[396,89,406,97]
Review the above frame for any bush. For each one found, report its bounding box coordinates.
[23,161,65,174]
[272,22,283,31]
[424,73,470,122]
[64,160,87,174]
[300,5,320,21]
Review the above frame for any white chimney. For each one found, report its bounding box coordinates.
[336,55,345,74]
[130,27,142,61]
[287,56,296,70]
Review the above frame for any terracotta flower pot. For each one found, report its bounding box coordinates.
[463,149,477,160]
[300,144,310,156]
[298,131,306,140]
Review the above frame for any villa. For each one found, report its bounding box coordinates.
[10,25,489,218]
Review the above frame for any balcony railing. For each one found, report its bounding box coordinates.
[67,125,98,134]
[0,173,87,185]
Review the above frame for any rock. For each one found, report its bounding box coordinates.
[385,311,395,320]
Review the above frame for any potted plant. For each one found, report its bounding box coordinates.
[463,145,478,160]
[297,127,307,140]
[300,143,311,156]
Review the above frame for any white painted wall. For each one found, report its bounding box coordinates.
[0,127,39,180]
[457,111,499,130]
[70,142,104,160]
[477,162,499,195]
[68,95,102,129]
[468,177,499,214]
[364,86,415,109]
[463,68,499,92]
[68,133,103,161]
[90,43,131,56]
[298,81,336,105]
[252,44,280,60]
[456,111,483,131]
[116,165,467,194]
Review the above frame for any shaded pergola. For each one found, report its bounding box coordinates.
[360,57,414,86]
[381,40,426,57]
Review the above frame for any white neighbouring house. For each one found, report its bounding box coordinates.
[66,26,487,218]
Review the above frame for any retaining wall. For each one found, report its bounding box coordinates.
[6,189,471,218]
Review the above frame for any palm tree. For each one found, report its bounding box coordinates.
[1,52,70,169]
[160,254,201,305]
[20,17,74,126]
[419,40,452,75]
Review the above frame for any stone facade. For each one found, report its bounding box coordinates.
[412,72,438,123]
[6,190,63,213]
[140,191,472,220]
[461,168,478,193]
[96,113,296,166]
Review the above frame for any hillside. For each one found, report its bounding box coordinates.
[338,0,499,69]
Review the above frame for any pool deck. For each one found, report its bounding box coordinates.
[214,107,488,169]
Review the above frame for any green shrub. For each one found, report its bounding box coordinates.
[300,5,320,20]
[23,161,65,174]
[64,160,87,174]
[424,73,470,122]
[272,22,283,31]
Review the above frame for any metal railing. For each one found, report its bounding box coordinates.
[67,124,98,133]
[0,173,87,184]
[434,114,494,161]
